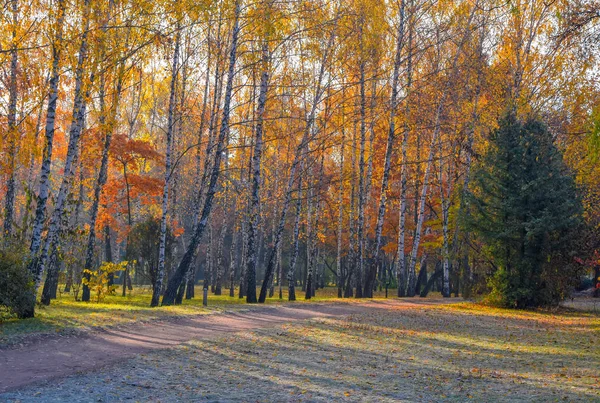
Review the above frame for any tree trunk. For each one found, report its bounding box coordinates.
[305,173,315,300]
[335,124,346,298]
[186,266,196,299]
[305,147,326,300]
[355,54,367,299]
[31,0,93,315]
[257,21,336,303]
[277,237,282,299]
[365,0,406,297]
[397,5,414,298]
[407,104,442,297]
[23,0,67,318]
[287,176,302,301]
[415,256,428,295]
[420,263,442,298]
[3,0,19,239]
[406,7,476,297]
[82,38,127,302]
[161,2,241,306]
[215,212,227,295]
[345,121,358,299]
[152,29,181,307]
[228,219,237,297]
[105,226,114,287]
[245,42,270,303]
[239,208,248,298]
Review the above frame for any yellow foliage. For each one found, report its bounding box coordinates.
[82,261,129,303]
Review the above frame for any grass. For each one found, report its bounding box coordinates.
[3,300,598,402]
[0,285,401,346]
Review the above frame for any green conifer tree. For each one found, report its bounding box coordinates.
[467,112,583,307]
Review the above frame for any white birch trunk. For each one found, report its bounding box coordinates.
[27,0,67,302]
[161,1,241,305]
[335,127,346,297]
[406,6,477,296]
[3,0,19,238]
[246,41,270,303]
[29,0,93,304]
[152,29,181,307]
[366,0,406,297]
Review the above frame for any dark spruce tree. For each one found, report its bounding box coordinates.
[467,111,583,308]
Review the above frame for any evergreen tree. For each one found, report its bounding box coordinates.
[467,112,583,307]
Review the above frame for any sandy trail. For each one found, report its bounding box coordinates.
[0,299,453,393]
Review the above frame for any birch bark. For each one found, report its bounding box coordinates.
[162,1,241,305]
[365,0,406,297]
[26,0,93,318]
[27,0,67,305]
[152,28,181,307]
[3,0,19,238]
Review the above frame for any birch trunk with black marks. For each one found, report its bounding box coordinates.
[304,171,315,300]
[152,29,181,307]
[345,122,358,298]
[257,22,336,303]
[27,0,67,305]
[161,2,240,305]
[305,150,325,299]
[268,198,278,298]
[287,175,302,301]
[41,109,85,305]
[407,102,443,296]
[82,29,128,301]
[239,75,257,299]
[245,42,270,303]
[228,206,238,297]
[206,224,213,290]
[41,178,77,305]
[439,134,452,298]
[21,101,45,243]
[194,18,225,222]
[215,209,227,295]
[335,127,346,297]
[239,210,248,298]
[365,0,406,297]
[277,236,282,299]
[355,57,367,299]
[25,0,92,318]
[182,26,218,299]
[406,7,476,296]
[397,13,413,297]
[3,0,19,239]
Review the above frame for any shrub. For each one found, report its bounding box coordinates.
[82,261,127,303]
[0,250,34,319]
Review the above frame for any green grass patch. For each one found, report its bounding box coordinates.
[0,285,405,346]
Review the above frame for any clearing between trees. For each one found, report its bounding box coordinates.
[1,298,598,402]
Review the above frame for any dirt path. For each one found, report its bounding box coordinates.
[0,299,454,393]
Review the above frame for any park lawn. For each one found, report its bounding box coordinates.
[3,301,598,402]
[0,286,396,346]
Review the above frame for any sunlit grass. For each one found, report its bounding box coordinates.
[218,303,599,401]
[0,285,407,345]
[11,300,596,401]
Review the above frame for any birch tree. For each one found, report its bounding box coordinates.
[152,27,181,307]
[364,0,406,297]
[162,0,241,306]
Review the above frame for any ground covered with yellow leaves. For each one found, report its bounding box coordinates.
[2,301,599,402]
